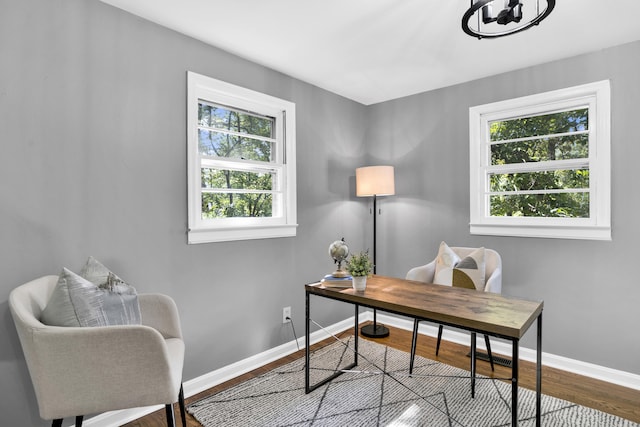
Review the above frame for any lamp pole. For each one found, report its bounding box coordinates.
[373,194,377,274]
[360,193,390,338]
[355,165,394,339]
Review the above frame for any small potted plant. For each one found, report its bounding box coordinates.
[346,250,373,291]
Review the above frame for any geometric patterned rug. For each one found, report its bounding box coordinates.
[187,337,639,427]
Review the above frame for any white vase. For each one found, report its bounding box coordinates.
[352,276,367,291]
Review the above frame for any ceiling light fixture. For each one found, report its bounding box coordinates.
[462,0,555,39]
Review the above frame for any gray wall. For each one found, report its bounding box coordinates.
[369,42,640,374]
[0,1,366,425]
[1,0,638,425]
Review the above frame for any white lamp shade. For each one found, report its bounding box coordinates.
[356,165,395,197]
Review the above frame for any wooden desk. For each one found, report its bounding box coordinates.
[305,275,543,426]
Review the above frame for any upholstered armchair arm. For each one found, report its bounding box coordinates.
[139,293,183,339]
[405,260,436,283]
[26,324,182,420]
[485,266,502,294]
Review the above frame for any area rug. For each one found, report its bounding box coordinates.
[187,337,638,426]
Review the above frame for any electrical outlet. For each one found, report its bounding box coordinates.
[282,306,291,324]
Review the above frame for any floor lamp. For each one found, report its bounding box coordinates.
[356,165,395,338]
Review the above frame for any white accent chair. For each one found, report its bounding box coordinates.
[9,275,186,427]
[405,247,502,374]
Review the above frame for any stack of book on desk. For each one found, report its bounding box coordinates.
[320,274,353,288]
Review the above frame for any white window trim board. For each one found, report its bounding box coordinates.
[469,80,611,240]
[187,71,297,243]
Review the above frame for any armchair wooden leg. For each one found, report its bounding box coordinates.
[409,318,420,374]
[165,403,175,427]
[484,334,495,371]
[51,415,83,427]
[178,384,187,427]
[435,324,444,356]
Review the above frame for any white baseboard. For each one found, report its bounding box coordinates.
[374,312,640,391]
[184,315,359,397]
[81,310,640,426]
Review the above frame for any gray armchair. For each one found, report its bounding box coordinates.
[406,247,502,374]
[9,275,186,427]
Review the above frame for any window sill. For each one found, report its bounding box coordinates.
[188,224,298,244]
[470,223,611,241]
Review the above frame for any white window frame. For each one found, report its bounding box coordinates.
[187,71,297,243]
[469,80,611,240]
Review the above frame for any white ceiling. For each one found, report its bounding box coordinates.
[100,0,640,105]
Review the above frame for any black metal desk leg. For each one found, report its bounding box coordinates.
[512,338,519,426]
[354,304,359,366]
[536,312,543,427]
[409,319,419,375]
[304,291,358,394]
[470,332,476,398]
[305,291,311,393]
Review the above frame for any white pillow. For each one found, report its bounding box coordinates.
[433,241,461,285]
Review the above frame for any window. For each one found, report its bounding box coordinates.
[469,81,610,240]
[187,72,297,243]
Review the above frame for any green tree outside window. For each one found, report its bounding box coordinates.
[198,103,277,219]
[488,108,590,218]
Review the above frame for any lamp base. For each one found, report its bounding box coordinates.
[361,323,389,338]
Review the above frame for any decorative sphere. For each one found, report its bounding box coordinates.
[329,239,349,263]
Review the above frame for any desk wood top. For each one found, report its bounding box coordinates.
[306,275,543,339]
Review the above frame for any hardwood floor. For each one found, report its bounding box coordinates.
[124,323,640,426]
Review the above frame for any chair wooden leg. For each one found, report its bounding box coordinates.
[484,334,495,371]
[165,403,175,427]
[178,384,187,427]
[51,415,83,427]
[409,318,420,374]
[436,324,444,356]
